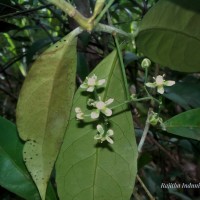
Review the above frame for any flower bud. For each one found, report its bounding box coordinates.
[141,58,151,69]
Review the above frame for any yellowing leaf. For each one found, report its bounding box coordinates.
[16,28,82,200]
[56,49,138,200]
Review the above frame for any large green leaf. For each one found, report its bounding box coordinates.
[136,0,200,72]
[0,116,57,200]
[164,108,200,141]
[16,28,82,200]
[56,49,138,200]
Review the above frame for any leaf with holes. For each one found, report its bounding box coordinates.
[56,48,138,200]
[164,108,200,141]
[0,116,57,200]
[16,28,82,200]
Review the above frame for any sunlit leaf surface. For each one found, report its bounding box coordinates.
[16,31,79,199]
[56,49,138,200]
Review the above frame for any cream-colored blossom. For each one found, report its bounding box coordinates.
[90,97,114,119]
[80,74,105,92]
[75,107,84,120]
[145,74,175,94]
[94,124,114,144]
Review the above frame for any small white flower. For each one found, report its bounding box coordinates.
[94,124,114,144]
[145,74,175,94]
[90,97,114,119]
[80,74,106,92]
[75,107,84,120]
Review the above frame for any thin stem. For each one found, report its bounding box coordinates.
[136,175,155,200]
[94,0,115,26]
[0,4,53,19]
[111,97,153,110]
[144,86,160,104]
[114,37,130,100]
[138,108,152,153]
[144,67,148,84]
[94,23,134,38]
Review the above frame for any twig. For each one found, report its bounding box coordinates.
[0,4,53,19]
[138,108,152,153]
[136,175,155,200]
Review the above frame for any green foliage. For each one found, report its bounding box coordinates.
[164,76,200,110]
[136,0,200,72]
[56,49,138,200]
[164,108,200,141]
[0,116,57,200]
[1,0,200,199]
[16,30,80,200]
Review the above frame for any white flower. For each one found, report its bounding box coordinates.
[80,74,105,92]
[145,74,175,94]
[94,124,114,144]
[75,107,84,120]
[90,97,114,119]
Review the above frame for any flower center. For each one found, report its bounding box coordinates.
[87,78,96,86]
[156,75,164,86]
[96,101,106,110]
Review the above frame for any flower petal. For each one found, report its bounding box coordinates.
[155,75,164,85]
[157,86,164,94]
[87,98,95,106]
[106,136,114,144]
[105,98,114,105]
[91,74,97,80]
[94,134,102,140]
[87,86,94,92]
[75,107,81,113]
[91,110,100,119]
[164,80,175,86]
[97,124,104,134]
[76,113,84,120]
[107,129,114,136]
[80,83,88,89]
[102,108,112,116]
[97,79,106,86]
[145,82,156,88]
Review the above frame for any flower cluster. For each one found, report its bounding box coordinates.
[75,74,114,144]
[145,74,175,94]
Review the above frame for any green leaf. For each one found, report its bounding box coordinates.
[0,116,57,200]
[164,108,200,141]
[56,49,138,200]
[16,28,82,200]
[136,0,200,72]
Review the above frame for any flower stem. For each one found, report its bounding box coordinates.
[144,67,148,84]
[94,0,115,26]
[138,108,153,153]
[114,37,130,100]
[110,97,153,110]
